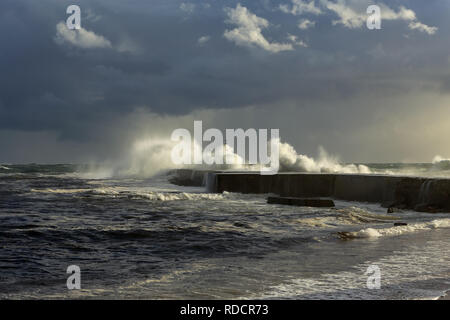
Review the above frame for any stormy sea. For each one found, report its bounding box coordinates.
[0,162,449,300]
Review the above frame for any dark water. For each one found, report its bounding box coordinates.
[0,164,449,299]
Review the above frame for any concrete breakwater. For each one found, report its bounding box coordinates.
[169,170,450,212]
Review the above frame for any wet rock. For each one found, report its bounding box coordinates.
[387,207,402,213]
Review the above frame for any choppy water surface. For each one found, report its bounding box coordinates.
[0,164,449,299]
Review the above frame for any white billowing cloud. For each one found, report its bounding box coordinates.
[298,18,316,29]
[280,0,322,15]
[198,35,211,45]
[224,4,293,53]
[54,22,112,49]
[377,4,437,34]
[323,0,366,28]
[408,21,438,35]
[321,1,437,34]
[381,5,416,21]
[287,34,308,47]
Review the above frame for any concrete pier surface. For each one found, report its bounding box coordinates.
[169,170,450,213]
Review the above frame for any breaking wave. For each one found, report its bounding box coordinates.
[138,191,230,201]
[82,137,373,178]
[73,134,448,179]
[340,218,450,239]
[432,155,450,170]
[278,143,371,174]
[30,186,257,202]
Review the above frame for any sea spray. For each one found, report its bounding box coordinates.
[432,156,450,171]
[79,138,373,178]
[277,143,371,174]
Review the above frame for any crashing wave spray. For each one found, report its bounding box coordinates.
[108,138,251,178]
[83,137,372,178]
[277,143,371,174]
[432,155,450,171]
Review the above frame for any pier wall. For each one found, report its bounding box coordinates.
[168,170,450,212]
[211,172,450,212]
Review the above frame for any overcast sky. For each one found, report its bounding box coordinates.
[1,0,449,164]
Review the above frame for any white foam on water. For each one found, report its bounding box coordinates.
[30,182,266,204]
[30,188,91,194]
[139,191,226,201]
[353,219,450,238]
[357,228,382,238]
[30,187,121,195]
[136,190,267,202]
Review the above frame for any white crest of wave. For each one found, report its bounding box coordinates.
[430,155,450,172]
[432,155,450,170]
[432,155,450,164]
[354,218,450,238]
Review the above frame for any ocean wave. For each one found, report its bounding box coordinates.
[336,207,399,224]
[84,139,374,178]
[30,188,91,194]
[136,190,254,201]
[248,248,450,300]
[289,206,400,231]
[277,143,371,174]
[30,187,125,196]
[29,185,258,203]
[140,192,224,201]
[339,218,450,239]
[432,156,450,170]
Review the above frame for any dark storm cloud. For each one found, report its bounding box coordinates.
[0,0,449,162]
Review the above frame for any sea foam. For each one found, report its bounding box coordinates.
[353,219,450,238]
